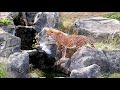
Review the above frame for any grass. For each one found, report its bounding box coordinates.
[103,12,120,21]
[59,12,114,34]
[98,73,120,78]
[94,42,119,50]
[31,68,67,78]
[0,19,12,26]
[0,63,8,78]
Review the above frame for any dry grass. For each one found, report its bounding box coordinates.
[59,12,114,34]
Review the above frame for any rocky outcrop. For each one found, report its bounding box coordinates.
[7,51,29,78]
[71,17,120,44]
[0,29,21,58]
[70,64,100,78]
[33,12,62,32]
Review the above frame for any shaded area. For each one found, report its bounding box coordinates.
[28,49,68,78]
[15,26,36,50]
[13,12,27,26]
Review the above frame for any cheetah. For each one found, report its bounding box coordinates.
[44,27,95,60]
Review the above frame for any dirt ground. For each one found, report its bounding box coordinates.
[60,12,114,23]
[60,12,114,19]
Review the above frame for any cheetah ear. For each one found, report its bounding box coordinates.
[56,31,62,35]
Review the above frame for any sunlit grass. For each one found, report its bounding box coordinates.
[98,73,120,78]
[94,42,119,50]
[103,12,120,21]
[0,63,8,78]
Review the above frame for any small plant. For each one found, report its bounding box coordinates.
[0,19,12,26]
[0,64,8,78]
[103,13,120,21]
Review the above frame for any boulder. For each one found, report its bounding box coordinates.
[70,64,100,78]
[67,46,120,74]
[35,27,61,60]
[71,17,120,44]
[23,49,56,70]
[33,12,62,32]
[7,51,29,78]
[0,29,21,58]
[68,46,109,74]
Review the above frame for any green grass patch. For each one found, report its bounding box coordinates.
[98,73,120,78]
[0,19,12,26]
[103,12,120,21]
[0,63,8,78]
[94,42,119,50]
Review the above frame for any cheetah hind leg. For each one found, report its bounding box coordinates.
[54,47,67,65]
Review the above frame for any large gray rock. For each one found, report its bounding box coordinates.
[33,12,62,32]
[0,12,19,35]
[71,17,120,44]
[68,46,109,74]
[23,49,56,70]
[70,64,100,78]
[0,29,21,58]
[68,46,120,74]
[7,51,29,78]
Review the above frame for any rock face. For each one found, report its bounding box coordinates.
[33,12,62,32]
[0,12,19,35]
[0,29,21,58]
[7,52,29,78]
[70,64,100,78]
[71,17,120,44]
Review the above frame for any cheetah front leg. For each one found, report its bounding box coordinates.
[54,47,67,65]
[61,47,67,58]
